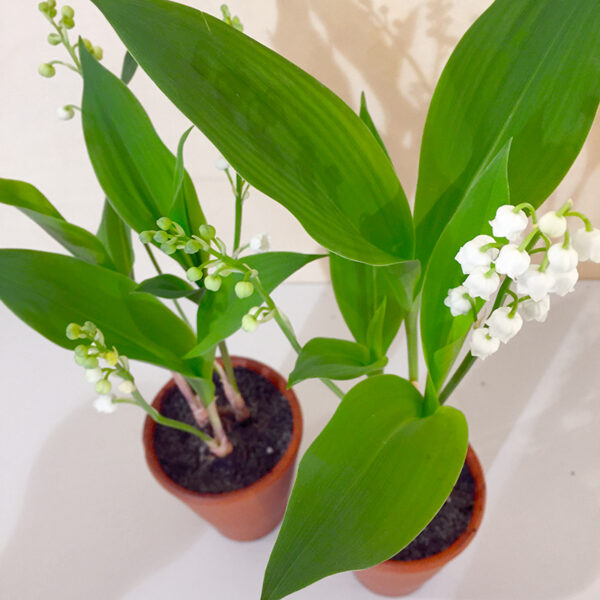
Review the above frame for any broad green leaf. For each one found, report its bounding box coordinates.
[97,200,134,276]
[0,249,203,376]
[415,0,600,269]
[135,273,201,300]
[262,375,468,599]
[359,92,390,159]
[121,50,138,84]
[80,44,206,242]
[330,253,420,355]
[288,338,388,386]
[89,0,414,265]
[0,178,115,270]
[187,252,324,358]
[421,141,512,391]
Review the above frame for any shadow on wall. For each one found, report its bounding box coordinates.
[0,405,204,600]
[270,0,600,216]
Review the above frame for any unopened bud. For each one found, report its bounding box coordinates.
[92,46,103,60]
[118,380,136,394]
[38,63,56,78]
[241,314,258,332]
[153,231,169,243]
[160,242,177,255]
[103,351,118,366]
[157,216,172,231]
[57,105,75,120]
[61,5,74,19]
[95,379,112,395]
[83,356,99,369]
[61,16,74,29]
[74,344,89,358]
[139,230,155,244]
[66,323,81,340]
[204,274,222,292]
[186,267,203,282]
[184,239,204,254]
[83,38,93,52]
[47,33,61,45]
[235,281,254,299]
[199,224,216,241]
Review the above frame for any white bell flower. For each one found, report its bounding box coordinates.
[464,266,501,301]
[515,266,556,301]
[538,211,567,238]
[494,244,531,278]
[547,244,578,273]
[57,105,75,120]
[249,233,271,252]
[518,296,550,323]
[486,307,523,343]
[215,156,230,170]
[470,326,500,360]
[118,381,137,394]
[489,205,528,242]
[548,267,578,296]
[455,235,498,275]
[84,367,103,383]
[93,395,117,414]
[572,227,600,262]
[444,286,472,317]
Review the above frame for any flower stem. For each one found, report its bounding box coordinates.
[405,306,419,384]
[438,353,476,405]
[171,371,209,426]
[233,174,244,252]
[216,342,250,421]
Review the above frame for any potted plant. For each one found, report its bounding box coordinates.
[83,0,600,596]
[0,2,337,541]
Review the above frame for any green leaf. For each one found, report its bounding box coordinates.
[80,43,206,242]
[330,254,420,356]
[359,91,390,159]
[187,252,323,358]
[415,0,600,269]
[120,50,138,84]
[97,199,134,276]
[89,0,414,265]
[0,178,115,270]
[288,338,388,386]
[135,273,201,300]
[421,141,512,391]
[0,249,203,376]
[262,375,468,599]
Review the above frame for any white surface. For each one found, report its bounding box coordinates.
[2,0,599,280]
[1,281,599,599]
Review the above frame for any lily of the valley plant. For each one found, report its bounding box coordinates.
[0,2,329,458]
[1,1,599,599]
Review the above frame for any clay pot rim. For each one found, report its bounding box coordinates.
[358,444,486,575]
[142,355,303,505]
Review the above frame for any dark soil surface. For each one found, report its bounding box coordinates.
[153,366,293,494]
[391,462,475,561]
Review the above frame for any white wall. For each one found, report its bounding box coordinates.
[2,0,599,281]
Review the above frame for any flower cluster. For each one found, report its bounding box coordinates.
[139,217,269,299]
[66,321,137,414]
[445,200,600,360]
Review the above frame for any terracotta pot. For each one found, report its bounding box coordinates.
[143,356,303,541]
[354,445,486,596]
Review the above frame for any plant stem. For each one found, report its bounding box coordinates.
[144,244,192,329]
[206,401,233,457]
[233,174,244,252]
[405,306,419,384]
[171,371,209,426]
[215,345,250,421]
[438,353,476,405]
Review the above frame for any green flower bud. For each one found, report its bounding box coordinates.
[235,281,254,299]
[156,217,172,231]
[83,356,99,369]
[61,5,74,19]
[95,379,112,395]
[47,0,56,7]
[74,344,89,358]
[92,46,104,60]
[199,224,216,241]
[186,267,203,282]
[47,33,61,45]
[38,2,50,12]
[241,314,258,332]
[139,230,155,244]
[160,242,177,255]
[61,16,74,29]
[38,63,56,78]
[83,38,93,52]
[153,231,169,243]
[66,323,81,340]
[74,353,87,366]
[82,321,97,337]
[232,17,243,32]
[184,239,204,254]
[204,274,222,292]
[103,351,118,366]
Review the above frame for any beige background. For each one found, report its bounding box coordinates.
[2,0,599,280]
